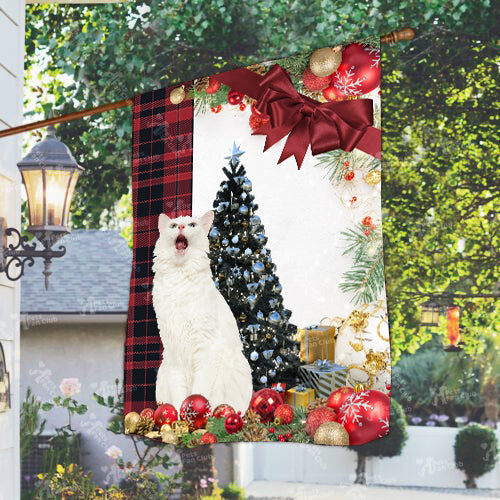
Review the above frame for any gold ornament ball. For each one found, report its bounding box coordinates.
[162,430,179,445]
[309,47,343,77]
[170,85,185,105]
[365,170,382,186]
[171,420,190,435]
[314,422,350,446]
[124,411,140,434]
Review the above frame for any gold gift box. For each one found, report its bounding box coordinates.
[296,322,337,363]
[285,386,315,407]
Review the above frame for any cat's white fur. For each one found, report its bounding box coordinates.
[152,211,253,413]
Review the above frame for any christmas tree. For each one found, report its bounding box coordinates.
[209,143,300,390]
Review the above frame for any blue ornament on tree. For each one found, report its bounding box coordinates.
[250,351,259,362]
[269,311,281,324]
[244,248,252,256]
[210,227,220,239]
[239,205,249,215]
[253,261,265,273]
[222,238,229,247]
[232,235,239,244]
[260,375,268,384]
[250,215,261,225]
[224,219,230,227]
[242,178,252,192]
[257,311,264,321]
[263,349,274,360]
[248,295,257,309]
[268,369,276,378]
[243,270,251,281]
[274,283,282,293]
[247,283,258,292]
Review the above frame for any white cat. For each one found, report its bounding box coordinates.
[152,211,253,414]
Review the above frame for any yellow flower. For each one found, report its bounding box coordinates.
[56,464,65,474]
[37,473,44,480]
[68,463,74,474]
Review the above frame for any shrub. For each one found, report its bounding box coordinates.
[454,423,498,488]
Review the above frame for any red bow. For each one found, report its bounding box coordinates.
[252,65,374,168]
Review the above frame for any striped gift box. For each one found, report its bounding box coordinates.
[298,361,347,399]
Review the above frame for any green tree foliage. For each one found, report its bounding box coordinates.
[454,423,498,488]
[382,29,499,361]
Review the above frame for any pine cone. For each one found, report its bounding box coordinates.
[189,437,202,447]
[194,76,210,92]
[243,409,261,425]
[135,416,155,435]
[242,424,270,442]
[305,397,328,416]
[247,64,268,75]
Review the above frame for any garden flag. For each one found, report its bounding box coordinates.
[124,38,391,447]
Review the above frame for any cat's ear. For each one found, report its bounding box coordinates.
[158,213,170,232]
[200,211,214,234]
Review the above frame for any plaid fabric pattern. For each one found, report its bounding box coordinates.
[124,84,194,414]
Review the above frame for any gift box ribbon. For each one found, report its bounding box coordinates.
[315,359,334,372]
[217,65,380,168]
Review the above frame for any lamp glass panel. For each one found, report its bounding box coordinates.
[62,171,80,226]
[21,169,44,227]
[44,169,72,226]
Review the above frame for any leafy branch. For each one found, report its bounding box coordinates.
[340,223,385,305]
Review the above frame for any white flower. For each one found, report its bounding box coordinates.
[59,378,81,398]
[105,445,123,460]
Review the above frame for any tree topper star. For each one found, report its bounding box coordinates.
[225,142,245,165]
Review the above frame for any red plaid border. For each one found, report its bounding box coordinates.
[124,84,194,414]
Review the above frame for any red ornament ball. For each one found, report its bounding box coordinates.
[227,88,244,105]
[344,171,355,181]
[211,105,222,114]
[239,103,247,111]
[302,66,331,91]
[140,408,154,420]
[331,43,380,97]
[269,427,275,433]
[206,77,221,94]
[322,84,347,102]
[201,432,218,444]
[338,390,390,446]
[212,404,235,420]
[305,407,337,439]
[224,412,244,434]
[249,388,283,423]
[274,403,294,425]
[154,403,178,427]
[327,386,354,412]
[249,113,270,132]
[386,384,391,390]
[362,216,373,227]
[179,394,212,431]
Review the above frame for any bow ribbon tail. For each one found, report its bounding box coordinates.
[277,119,311,168]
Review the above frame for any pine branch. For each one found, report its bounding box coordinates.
[274,50,312,85]
[340,224,385,304]
[357,35,381,49]
[188,84,231,115]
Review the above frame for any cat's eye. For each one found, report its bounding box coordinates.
[170,223,177,229]
[188,222,197,228]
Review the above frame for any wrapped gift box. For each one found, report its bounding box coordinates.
[285,385,315,407]
[299,360,347,399]
[296,323,337,363]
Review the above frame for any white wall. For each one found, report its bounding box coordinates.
[21,320,146,485]
[236,426,500,489]
[0,1,25,498]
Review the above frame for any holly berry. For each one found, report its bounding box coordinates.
[352,196,357,202]
[285,432,292,439]
[364,229,371,236]
[278,434,284,440]
[362,216,373,227]
[386,384,391,390]
[269,427,274,433]
[211,105,222,113]
[344,160,350,167]
[344,171,355,181]
[387,392,391,397]
[206,77,221,94]
[371,224,377,230]
[239,103,247,111]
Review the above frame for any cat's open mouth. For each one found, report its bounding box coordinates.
[175,235,188,255]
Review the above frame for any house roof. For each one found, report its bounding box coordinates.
[21,230,132,314]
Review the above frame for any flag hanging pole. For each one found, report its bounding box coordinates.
[0,28,414,139]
